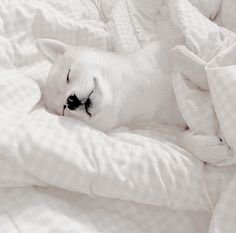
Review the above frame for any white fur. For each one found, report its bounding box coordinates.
[178,131,231,164]
[37,39,185,131]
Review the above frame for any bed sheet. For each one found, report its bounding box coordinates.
[1,0,236,233]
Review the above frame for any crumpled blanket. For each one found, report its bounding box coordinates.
[170,0,236,165]
[1,0,236,233]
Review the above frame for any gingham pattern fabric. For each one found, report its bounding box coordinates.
[0,68,46,187]
[206,40,236,164]
[204,165,236,207]
[173,72,218,134]
[11,106,208,211]
[0,187,211,233]
[1,0,236,232]
[1,167,236,233]
[0,0,109,68]
[169,0,219,135]
[169,0,220,58]
[104,0,180,52]
[169,0,236,137]
[105,0,141,52]
[189,0,222,21]
[208,174,236,233]
[221,0,236,33]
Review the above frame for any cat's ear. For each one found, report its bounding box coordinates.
[35,39,69,63]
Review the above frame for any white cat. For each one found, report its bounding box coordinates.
[36,39,185,131]
[36,39,231,163]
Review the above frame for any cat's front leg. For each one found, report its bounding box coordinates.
[178,131,231,164]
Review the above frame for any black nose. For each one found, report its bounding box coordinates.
[67,94,81,110]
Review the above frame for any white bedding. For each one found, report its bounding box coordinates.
[1,0,236,232]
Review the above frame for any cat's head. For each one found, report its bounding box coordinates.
[36,39,119,127]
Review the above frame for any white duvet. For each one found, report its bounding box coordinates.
[1,0,236,233]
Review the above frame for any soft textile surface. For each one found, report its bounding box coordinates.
[1,0,236,232]
[170,0,236,166]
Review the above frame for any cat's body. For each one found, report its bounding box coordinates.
[36,39,231,162]
[37,39,185,131]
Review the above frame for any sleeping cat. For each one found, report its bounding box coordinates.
[36,39,185,131]
[36,39,231,163]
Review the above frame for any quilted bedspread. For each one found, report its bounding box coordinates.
[1,0,236,232]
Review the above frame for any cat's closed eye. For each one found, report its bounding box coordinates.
[66,68,70,83]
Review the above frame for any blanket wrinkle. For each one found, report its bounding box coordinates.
[170,0,236,167]
[0,0,236,232]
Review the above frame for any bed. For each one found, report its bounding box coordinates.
[1,0,236,232]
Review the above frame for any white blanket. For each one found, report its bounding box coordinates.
[1,0,236,232]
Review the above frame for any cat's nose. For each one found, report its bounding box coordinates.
[67,94,81,110]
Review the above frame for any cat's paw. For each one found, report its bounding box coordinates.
[178,131,231,164]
